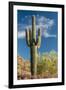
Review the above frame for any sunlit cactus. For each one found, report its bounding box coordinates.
[25,15,41,78]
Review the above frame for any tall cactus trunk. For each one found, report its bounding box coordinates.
[25,15,41,79]
[32,16,36,42]
[30,46,37,78]
[31,16,37,78]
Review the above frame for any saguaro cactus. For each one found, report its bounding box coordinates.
[25,16,41,78]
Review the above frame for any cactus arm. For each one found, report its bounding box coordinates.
[25,29,30,46]
[37,28,41,48]
[29,28,32,44]
[32,16,36,44]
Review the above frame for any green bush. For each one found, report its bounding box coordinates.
[37,50,58,78]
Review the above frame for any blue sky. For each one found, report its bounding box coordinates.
[17,10,58,60]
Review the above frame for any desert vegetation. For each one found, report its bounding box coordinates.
[17,50,58,80]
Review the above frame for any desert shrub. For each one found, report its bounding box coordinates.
[37,50,58,78]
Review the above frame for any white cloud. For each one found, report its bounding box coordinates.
[18,16,54,31]
[37,16,54,28]
[48,19,54,27]
[18,16,56,39]
[26,25,32,29]
[36,16,56,38]
[43,30,56,38]
[18,31,25,39]
[36,24,48,30]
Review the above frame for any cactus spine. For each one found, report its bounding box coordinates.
[26,16,41,78]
